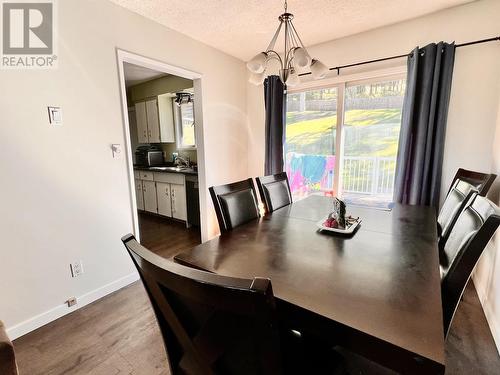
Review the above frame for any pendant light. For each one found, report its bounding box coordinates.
[247,0,328,86]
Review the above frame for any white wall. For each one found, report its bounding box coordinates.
[246,0,500,350]
[0,0,248,338]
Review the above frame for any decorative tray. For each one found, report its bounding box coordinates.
[316,215,362,234]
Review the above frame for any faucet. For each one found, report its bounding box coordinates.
[175,155,191,168]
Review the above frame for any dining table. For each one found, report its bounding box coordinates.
[174,195,446,374]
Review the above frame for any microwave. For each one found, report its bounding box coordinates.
[135,149,164,167]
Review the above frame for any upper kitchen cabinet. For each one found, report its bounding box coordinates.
[135,96,175,144]
[135,101,148,143]
[145,99,160,143]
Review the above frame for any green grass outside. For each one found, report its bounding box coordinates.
[286,109,402,157]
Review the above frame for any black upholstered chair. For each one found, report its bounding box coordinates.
[209,178,260,232]
[448,168,496,197]
[256,172,292,214]
[437,179,477,248]
[122,235,345,375]
[440,195,500,337]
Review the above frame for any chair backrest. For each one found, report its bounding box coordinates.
[209,178,260,232]
[449,168,496,196]
[437,179,477,247]
[0,321,18,375]
[256,172,293,214]
[122,234,283,375]
[440,196,500,337]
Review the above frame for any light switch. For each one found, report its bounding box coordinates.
[111,144,122,159]
[48,106,62,125]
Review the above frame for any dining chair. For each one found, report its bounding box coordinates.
[209,178,260,232]
[0,321,18,375]
[437,179,477,248]
[256,172,293,213]
[440,195,500,337]
[448,168,496,197]
[122,234,346,375]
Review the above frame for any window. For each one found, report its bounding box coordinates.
[285,77,406,207]
[174,100,196,149]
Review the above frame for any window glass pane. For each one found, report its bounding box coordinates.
[285,88,337,199]
[342,79,406,206]
[179,102,195,147]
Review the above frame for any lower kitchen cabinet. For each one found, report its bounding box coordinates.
[142,180,158,213]
[156,182,172,217]
[171,183,187,221]
[135,171,190,222]
[135,179,144,211]
[156,182,187,221]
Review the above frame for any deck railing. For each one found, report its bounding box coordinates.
[342,156,396,196]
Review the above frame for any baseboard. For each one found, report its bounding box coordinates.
[7,272,140,340]
[473,275,500,355]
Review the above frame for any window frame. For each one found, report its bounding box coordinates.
[285,66,407,198]
[174,99,197,150]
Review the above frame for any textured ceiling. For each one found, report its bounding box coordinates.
[110,0,474,61]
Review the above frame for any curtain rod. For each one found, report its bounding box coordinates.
[298,35,500,77]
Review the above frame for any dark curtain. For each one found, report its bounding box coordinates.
[264,75,286,175]
[394,42,456,208]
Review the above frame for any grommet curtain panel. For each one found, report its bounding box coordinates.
[394,42,456,208]
[264,75,286,175]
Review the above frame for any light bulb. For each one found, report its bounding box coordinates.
[246,52,267,74]
[249,71,266,85]
[294,47,311,69]
[285,68,300,87]
[310,59,329,79]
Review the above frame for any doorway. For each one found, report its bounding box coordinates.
[116,50,208,257]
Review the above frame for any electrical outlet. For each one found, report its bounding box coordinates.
[67,297,77,307]
[70,261,84,278]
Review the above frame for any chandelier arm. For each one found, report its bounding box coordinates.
[285,21,299,67]
[289,21,301,48]
[266,50,284,70]
[289,21,311,58]
[266,20,283,52]
[284,18,288,67]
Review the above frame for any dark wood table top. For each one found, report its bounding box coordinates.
[175,195,445,373]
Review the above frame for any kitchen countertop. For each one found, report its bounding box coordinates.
[134,165,198,176]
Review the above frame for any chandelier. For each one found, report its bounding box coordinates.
[247,0,329,86]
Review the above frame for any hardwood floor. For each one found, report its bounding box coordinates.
[12,216,500,374]
[14,281,168,375]
[445,282,500,374]
[13,281,499,374]
[138,212,201,259]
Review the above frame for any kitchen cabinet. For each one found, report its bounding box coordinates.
[135,95,175,144]
[171,183,187,221]
[135,179,144,211]
[145,99,161,143]
[142,180,158,213]
[135,171,190,222]
[135,101,148,143]
[156,182,172,217]
[155,182,187,221]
